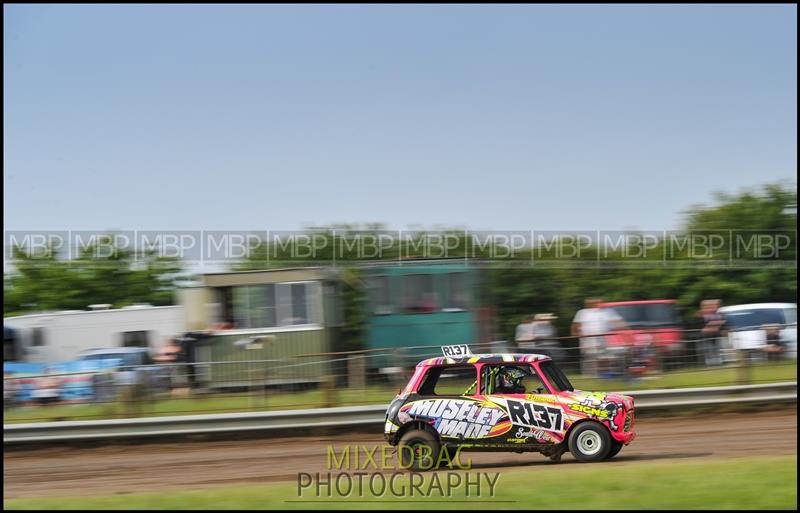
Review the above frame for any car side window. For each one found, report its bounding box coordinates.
[418,365,478,396]
[481,364,549,395]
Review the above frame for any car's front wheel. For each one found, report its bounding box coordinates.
[398,429,440,471]
[568,422,611,462]
[606,440,623,459]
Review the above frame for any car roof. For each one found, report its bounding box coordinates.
[417,353,552,367]
[718,303,797,312]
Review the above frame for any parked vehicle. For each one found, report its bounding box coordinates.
[598,300,684,373]
[718,303,797,359]
[3,305,185,364]
[384,345,636,469]
[78,347,173,395]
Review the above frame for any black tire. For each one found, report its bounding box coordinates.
[398,429,440,471]
[568,422,612,462]
[606,440,623,459]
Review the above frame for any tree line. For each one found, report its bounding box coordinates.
[4,183,796,347]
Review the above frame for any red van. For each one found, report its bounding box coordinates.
[598,300,684,373]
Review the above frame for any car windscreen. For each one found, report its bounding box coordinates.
[538,360,574,392]
[609,303,679,328]
[723,309,786,330]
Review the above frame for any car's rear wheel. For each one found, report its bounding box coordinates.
[398,429,440,471]
[606,440,623,459]
[568,422,611,462]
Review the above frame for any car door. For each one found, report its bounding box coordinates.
[481,363,567,445]
[398,364,508,443]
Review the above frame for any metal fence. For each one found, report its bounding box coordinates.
[6,382,797,444]
[4,328,797,422]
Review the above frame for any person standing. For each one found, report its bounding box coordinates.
[515,316,536,352]
[532,313,564,363]
[571,298,625,377]
[154,337,184,392]
[698,299,726,366]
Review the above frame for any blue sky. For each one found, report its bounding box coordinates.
[3,4,797,232]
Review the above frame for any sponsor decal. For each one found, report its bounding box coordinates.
[400,399,508,439]
[568,403,610,418]
[505,399,564,432]
[526,394,557,404]
[487,419,513,437]
[514,426,550,443]
[566,392,623,430]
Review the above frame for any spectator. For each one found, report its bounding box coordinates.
[571,298,625,377]
[515,316,536,352]
[764,324,785,361]
[698,299,726,366]
[531,313,565,363]
[532,313,557,342]
[154,338,182,363]
[154,337,183,390]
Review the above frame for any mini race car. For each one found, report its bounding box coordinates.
[384,345,635,470]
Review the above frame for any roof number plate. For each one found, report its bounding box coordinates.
[441,344,472,357]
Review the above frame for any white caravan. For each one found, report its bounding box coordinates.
[3,305,186,364]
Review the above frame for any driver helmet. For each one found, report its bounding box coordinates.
[498,367,525,390]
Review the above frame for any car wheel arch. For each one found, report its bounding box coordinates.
[564,417,613,441]
[395,420,440,445]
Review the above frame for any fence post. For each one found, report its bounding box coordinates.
[322,373,337,408]
[736,349,752,385]
[348,356,366,390]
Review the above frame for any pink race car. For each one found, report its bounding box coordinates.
[384,345,635,470]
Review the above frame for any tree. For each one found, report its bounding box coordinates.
[4,235,186,316]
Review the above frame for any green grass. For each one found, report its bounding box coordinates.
[4,455,796,510]
[4,361,796,423]
[570,360,798,392]
[2,386,400,423]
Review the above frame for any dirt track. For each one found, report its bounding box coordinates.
[4,411,797,499]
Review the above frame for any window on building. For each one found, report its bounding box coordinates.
[366,275,392,315]
[232,284,277,329]
[403,274,438,313]
[291,283,309,324]
[121,331,150,348]
[445,273,469,310]
[231,281,321,328]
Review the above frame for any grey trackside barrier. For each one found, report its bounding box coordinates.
[4,382,796,444]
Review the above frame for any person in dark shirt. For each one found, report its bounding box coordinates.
[764,324,785,361]
[698,299,726,366]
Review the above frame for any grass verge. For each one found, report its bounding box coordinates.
[4,455,797,510]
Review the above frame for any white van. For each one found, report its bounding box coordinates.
[718,303,797,359]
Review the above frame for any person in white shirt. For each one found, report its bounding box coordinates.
[515,316,536,351]
[531,313,566,363]
[571,298,625,377]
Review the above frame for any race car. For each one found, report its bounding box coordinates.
[384,345,635,470]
